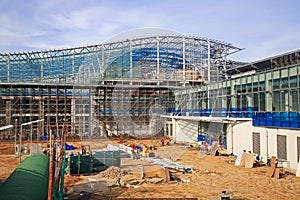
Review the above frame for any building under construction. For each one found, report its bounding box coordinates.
[0,28,242,140]
[2,28,299,170]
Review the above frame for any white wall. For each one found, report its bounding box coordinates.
[173,119,198,143]
[227,121,300,170]
[226,121,253,155]
[251,127,300,170]
[172,119,300,169]
[171,118,300,170]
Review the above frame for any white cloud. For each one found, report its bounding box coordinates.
[249,31,299,60]
[29,3,168,49]
[1,0,300,60]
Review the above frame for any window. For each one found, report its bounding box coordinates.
[273,91,281,111]
[297,137,300,162]
[253,82,259,92]
[290,76,297,88]
[169,124,173,137]
[165,124,169,135]
[259,81,265,91]
[291,90,298,111]
[277,135,287,160]
[259,93,265,111]
[281,77,289,88]
[273,79,280,89]
[253,93,259,109]
[252,132,261,155]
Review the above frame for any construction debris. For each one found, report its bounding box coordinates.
[235,151,258,168]
[244,153,255,168]
[142,164,168,180]
[141,157,191,171]
[296,161,300,178]
[99,166,129,179]
[145,177,165,184]
[105,143,133,158]
[216,146,230,156]
[219,190,233,200]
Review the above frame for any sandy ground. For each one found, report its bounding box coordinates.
[1,139,300,200]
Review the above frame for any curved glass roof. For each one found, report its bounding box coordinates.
[105,28,183,43]
[0,29,242,85]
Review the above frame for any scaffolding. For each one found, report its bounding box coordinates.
[0,30,243,139]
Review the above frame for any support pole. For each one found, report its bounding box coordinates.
[48,128,53,200]
[130,40,133,80]
[19,125,22,164]
[207,40,211,83]
[207,40,211,108]
[183,37,186,81]
[14,119,17,155]
[156,36,160,84]
[30,123,33,155]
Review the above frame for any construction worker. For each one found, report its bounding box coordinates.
[142,146,148,157]
[161,138,165,146]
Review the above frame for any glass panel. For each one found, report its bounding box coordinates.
[247,76,252,84]
[281,68,288,78]
[273,91,280,111]
[273,70,280,79]
[242,84,246,93]
[253,93,259,109]
[247,83,252,92]
[291,90,298,111]
[259,81,265,91]
[235,79,241,93]
[222,81,227,87]
[281,77,288,88]
[227,87,231,96]
[290,76,297,88]
[273,79,280,89]
[253,74,259,82]
[226,96,231,109]
[241,77,246,84]
[227,80,231,87]
[242,94,247,108]
[253,82,259,92]
[281,91,288,111]
[266,72,272,90]
[259,93,265,111]
[236,95,241,109]
[259,73,265,81]
[289,66,297,76]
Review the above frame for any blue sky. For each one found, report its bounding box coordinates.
[0,0,299,61]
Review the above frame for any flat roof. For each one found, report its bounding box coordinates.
[161,115,252,123]
[227,48,300,76]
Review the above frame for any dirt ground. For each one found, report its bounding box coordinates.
[1,139,300,200]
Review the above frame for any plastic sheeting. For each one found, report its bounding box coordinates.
[0,154,49,200]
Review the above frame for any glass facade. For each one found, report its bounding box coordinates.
[174,64,300,129]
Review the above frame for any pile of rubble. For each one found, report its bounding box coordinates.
[99,166,129,179]
[142,157,191,171]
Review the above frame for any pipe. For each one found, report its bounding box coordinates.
[266,128,269,159]
[48,128,53,200]
[48,157,54,200]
